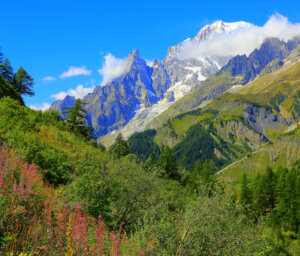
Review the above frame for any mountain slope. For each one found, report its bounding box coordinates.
[128,45,300,173]
[147,37,299,130]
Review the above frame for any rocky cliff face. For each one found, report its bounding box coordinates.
[53,21,250,139]
[83,50,168,137]
[220,37,291,82]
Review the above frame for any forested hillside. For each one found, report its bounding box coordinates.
[2,96,292,255]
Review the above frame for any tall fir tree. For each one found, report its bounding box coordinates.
[62,99,93,139]
[187,159,218,196]
[240,172,252,207]
[0,57,14,84]
[158,146,180,180]
[108,134,129,159]
[14,67,34,96]
[143,153,157,172]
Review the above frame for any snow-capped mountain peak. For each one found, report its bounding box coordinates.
[192,20,253,41]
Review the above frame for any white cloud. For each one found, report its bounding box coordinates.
[51,84,95,100]
[98,53,132,84]
[29,102,51,112]
[60,66,92,79]
[179,14,300,60]
[42,76,56,82]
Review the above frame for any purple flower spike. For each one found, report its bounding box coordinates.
[13,184,19,192]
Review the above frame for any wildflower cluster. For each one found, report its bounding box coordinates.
[0,143,146,255]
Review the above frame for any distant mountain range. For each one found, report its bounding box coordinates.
[50,20,300,148]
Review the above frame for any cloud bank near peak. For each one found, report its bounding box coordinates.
[98,53,132,84]
[51,84,95,100]
[178,13,300,60]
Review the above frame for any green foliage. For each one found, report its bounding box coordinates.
[0,58,14,84]
[157,146,180,180]
[142,153,157,172]
[240,172,252,207]
[170,187,278,256]
[270,93,285,112]
[186,160,218,195]
[62,98,93,139]
[0,48,35,100]
[253,167,277,215]
[238,164,300,236]
[66,154,186,232]
[0,76,24,104]
[128,129,161,161]
[173,122,226,170]
[0,97,104,185]
[108,134,129,159]
[14,67,34,96]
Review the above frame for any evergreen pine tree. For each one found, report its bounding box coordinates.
[0,57,15,84]
[14,67,34,96]
[240,172,252,207]
[285,170,298,231]
[108,134,129,159]
[157,146,180,180]
[296,176,300,237]
[143,153,156,172]
[62,99,93,139]
[253,167,276,215]
[276,170,287,224]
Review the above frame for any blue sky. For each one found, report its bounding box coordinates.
[1,0,300,109]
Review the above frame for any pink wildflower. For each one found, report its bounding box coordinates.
[140,251,146,256]
[76,203,82,210]
[3,185,8,188]
[19,190,25,195]
[98,215,102,220]
[80,217,85,221]
[56,243,63,248]
[13,184,19,192]
[44,200,50,207]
